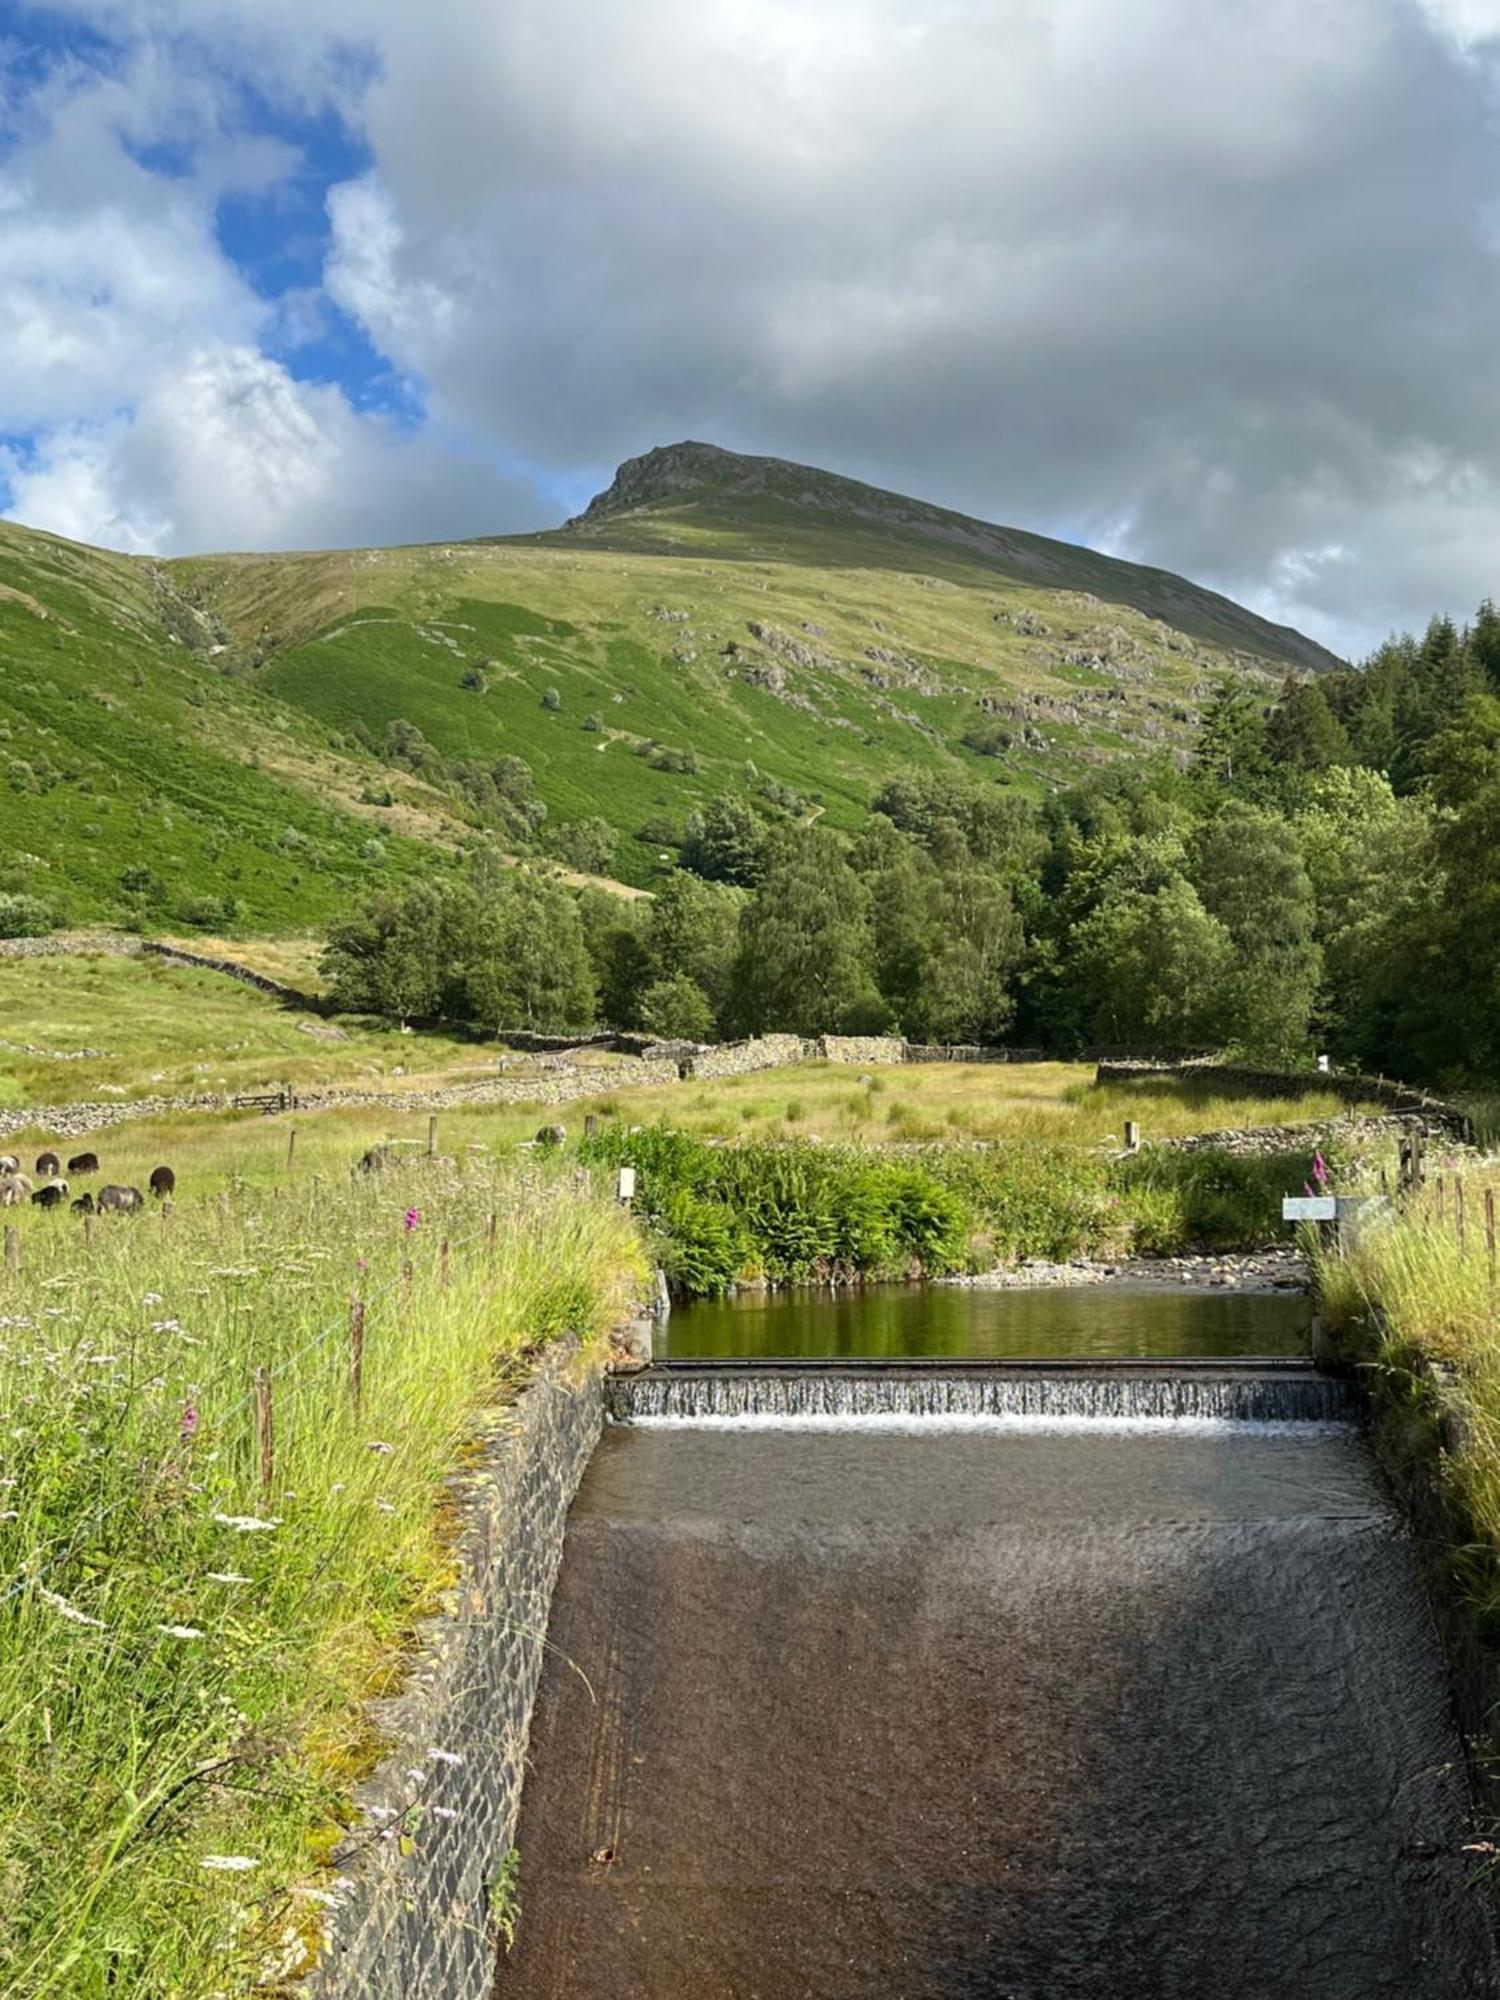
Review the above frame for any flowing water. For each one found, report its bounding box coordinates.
[496,1296,1497,1999]
[661,1279,1312,1362]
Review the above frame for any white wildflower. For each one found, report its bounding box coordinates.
[200,1856,258,1872]
[39,1587,105,1629]
[427,1749,463,1766]
[87,1354,119,1366]
[431,1806,459,1820]
[365,1441,394,1454]
[158,1623,205,1639]
[373,1499,396,1514]
[141,1293,163,1306]
[405,1768,427,1786]
[205,1572,252,1585]
[213,1513,280,1532]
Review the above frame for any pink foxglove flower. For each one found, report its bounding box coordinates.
[181,1402,199,1441]
[404,1207,421,1232]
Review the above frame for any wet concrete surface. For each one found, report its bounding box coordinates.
[496,1424,1498,1999]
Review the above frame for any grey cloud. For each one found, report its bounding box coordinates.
[14,0,1500,652]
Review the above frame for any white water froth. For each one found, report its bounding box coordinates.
[624,1413,1357,1437]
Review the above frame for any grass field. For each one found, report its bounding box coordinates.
[0,954,496,1109]
[0,1156,642,1997]
[0,952,1389,1141]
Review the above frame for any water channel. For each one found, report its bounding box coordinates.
[496,1285,1499,1999]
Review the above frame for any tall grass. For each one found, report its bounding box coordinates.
[1317,1170,1500,1651]
[0,1162,641,1997]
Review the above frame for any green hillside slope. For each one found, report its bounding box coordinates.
[0,443,1338,924]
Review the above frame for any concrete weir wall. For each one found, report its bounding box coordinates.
[308,1343,606,2000]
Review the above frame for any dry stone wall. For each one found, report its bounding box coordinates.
[1097,1060,1475,1142]
[307,1341,606,2000]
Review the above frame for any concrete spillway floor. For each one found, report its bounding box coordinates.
[496,1420,1499,1999]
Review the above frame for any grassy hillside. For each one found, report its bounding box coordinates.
[0,523,475,931]
[0,442,1339,920]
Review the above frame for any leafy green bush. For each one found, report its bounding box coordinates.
[0,892,51,938]
[582,1128,970,1294]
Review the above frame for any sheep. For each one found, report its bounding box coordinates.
[71,1193,95,1215]
[31,1181,68,1210]
[67,1152,100,1177]
[97,1185,144,1214]
[0,1155,18,1175]
[35,1152,60,1180]
[149,1166,176,1200]
[1,1174,33,1207]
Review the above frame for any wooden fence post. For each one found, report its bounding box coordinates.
[4,1226,18,1275]
[287,1126,297,1172]
[486,1212,497,1254]
[349,1297,365,1409]
[440,1238,450,1289]
[585,1113,598,1140]
[83,1213,95,1252]
[1487,1189,1496,1288]
[1456,1179,1467,1253]
[428,1114,438,1158]
[255,1366,274,1507]
[1437,1176,1446,1224]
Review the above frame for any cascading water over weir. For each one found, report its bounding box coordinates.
[494,1305,1500,1999]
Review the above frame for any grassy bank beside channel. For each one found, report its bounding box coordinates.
[584,1126,1349,1297]
[1319,1172,1500,1634]
[0,1162,642,1999]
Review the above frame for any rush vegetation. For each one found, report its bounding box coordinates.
[584,1123,1356,1298]
[0,1161,640,1998]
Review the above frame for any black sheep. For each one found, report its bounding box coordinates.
[67,1152,100,1176]
[71,1193,95,1215]
[35,1151,60,1179]
[97,1185,144,1214]
[149,1165,176,1200]
[31,1183,67,1209]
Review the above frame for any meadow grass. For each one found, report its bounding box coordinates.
[1316,1162,1500,1694]
[0,953,517,1109]
[0,1057,1391,1229]
[0,1157,642,1997]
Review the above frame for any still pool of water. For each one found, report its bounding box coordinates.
[662,1279,1313,1361]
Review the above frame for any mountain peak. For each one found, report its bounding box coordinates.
[566,442,1342,674]
[572,441,811,522]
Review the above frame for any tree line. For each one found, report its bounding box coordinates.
[323,597,1500,1086]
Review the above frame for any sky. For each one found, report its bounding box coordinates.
[2,2,1500,658]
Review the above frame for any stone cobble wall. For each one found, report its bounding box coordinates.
[309,1341,606,2000]
[1156,1112,1464,1159]
[1097,1059,1475,1141]
[816,1035,906,1065]
[139,941,323,1008]
[904,1043,1046,1064]
[685,1033,811,1079]
[0,931,142,960]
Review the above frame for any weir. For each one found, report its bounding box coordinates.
[495,1317,1500,1999]
[608,1358,1352,1424]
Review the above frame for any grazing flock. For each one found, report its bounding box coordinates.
[0,1151,175,1215]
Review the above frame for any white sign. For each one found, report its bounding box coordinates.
[1282,1196,1336,1222]
[617,1166,637,1203]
